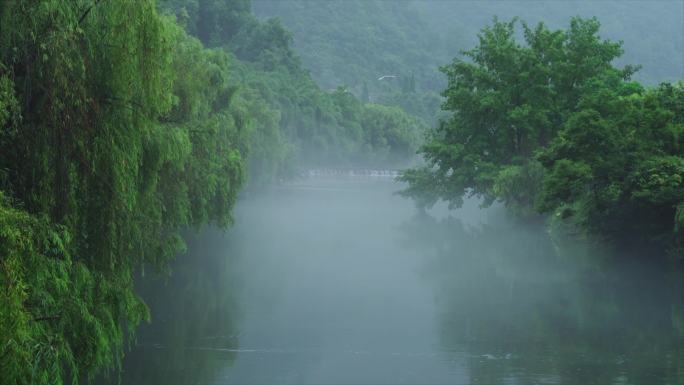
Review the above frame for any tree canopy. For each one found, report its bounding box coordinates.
[0,1,246,382]
[400,17,684,259]
[400,18,635,210]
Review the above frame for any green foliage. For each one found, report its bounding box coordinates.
[538,81,684,255]
[231,81,294,186]
[1,0,425,381]
[0,193,150,384]
[414,1,683,86]
[400,16,684,258]
[252,0,445,93]
[162,0,426,172]
[491,162,545,217]
[251,1,683,133]
[0,70,18,128]
[375,90,444,125]
[251,0,448,128]
[400,17,634,211]
[254,1,684,90]
[0,1,246,383]
[107,230,242,385]
[360,104,424,166]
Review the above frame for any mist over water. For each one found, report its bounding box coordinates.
[6,1,684,383]
[110,176,683,385]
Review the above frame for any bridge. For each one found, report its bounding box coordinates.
[303,168,402,179]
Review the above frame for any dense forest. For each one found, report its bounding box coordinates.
[253,0,684,89]
[160,0,426,177]
[253,0,684,122]
[1,0,683,384]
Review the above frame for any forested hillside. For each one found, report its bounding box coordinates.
[253,0,684,122]
[161,0,427,178]
[252,0,447,123]
[415,1,684,85]
[252,0,449,93]
[254,0,683,87]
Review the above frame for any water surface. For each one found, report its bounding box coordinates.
[111,177,684,385]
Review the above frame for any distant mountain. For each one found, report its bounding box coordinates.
[253,0,684,90]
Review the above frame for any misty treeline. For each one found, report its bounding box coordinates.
[165,0,425,174]
[0,1,682,385]
[253,0,683,123]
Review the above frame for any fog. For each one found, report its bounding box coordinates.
[5,1,684,384]
[109,177,683,385]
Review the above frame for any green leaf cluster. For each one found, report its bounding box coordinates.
[401,17,684,258]
[538,80,684,255]
[0,1,247,383]
[401,18,633,209]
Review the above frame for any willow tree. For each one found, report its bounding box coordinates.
[0,1,245,383]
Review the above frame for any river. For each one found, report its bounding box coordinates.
[106,177,684,385]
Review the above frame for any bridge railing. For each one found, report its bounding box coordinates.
[303,168,402,179]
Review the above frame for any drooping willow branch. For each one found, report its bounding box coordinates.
[79,0,106,25]
[33,315,61,322]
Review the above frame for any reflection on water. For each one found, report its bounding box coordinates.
[105,179,683,384]
[404,211,684,385]
[100,230,243,385]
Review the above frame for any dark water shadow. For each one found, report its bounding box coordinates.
[399,210,684,385]
[97,229,244,385]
